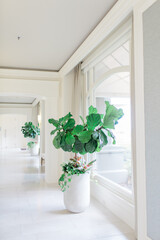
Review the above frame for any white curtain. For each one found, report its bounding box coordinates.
[72,63,84,124]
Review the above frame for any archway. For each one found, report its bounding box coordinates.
[0,72,60,183]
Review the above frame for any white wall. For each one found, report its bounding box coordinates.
[61,69,74,115]
[59,69,75,167]
[143,1,160,239]
[0,106,32,148]
[0,107,32,120]
[31,105,38,127]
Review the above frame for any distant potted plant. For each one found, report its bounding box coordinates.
[48,101,123,213]
[21,122,40,156]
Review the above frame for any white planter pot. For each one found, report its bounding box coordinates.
[64,172,90,213]
[30,143,39,156]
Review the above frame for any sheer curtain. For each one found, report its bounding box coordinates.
[72,63,84,123]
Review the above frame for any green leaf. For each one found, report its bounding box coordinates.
[50,129,57,135]
[71,125,84,135]
[107,129,115,141]
[78,130,93,143]
[99,130,108,147]
[53,133,61,149]
[87,114,101,130]
[80,116,85,125]
[59,112,72,124]
[79,148,87,155]
[100,114,104,119]
[59,173,65,182]
[74,138,84,152]
[72,145,78,153]
[103,101,124,129]
[85,138,97,153]
[88,159,96,166]
[88,105,98,115]
[63,118,75,130]
[96,142,102,152]
[61,143,73,152]
[92,131,99,140]
[60,134,72,152]
[65,133,75,145]
[48,118,59,128]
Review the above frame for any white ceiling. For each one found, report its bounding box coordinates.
[0,0,117,71]
[0,96,35,104]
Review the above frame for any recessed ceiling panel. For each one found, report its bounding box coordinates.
[0,0,117,71]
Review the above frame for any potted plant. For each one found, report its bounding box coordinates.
[21,122,40,156]
[48,101,123,213]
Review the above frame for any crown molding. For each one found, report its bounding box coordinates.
[0,68,60,81]
[0,103,32,108]
[59,0,134,76]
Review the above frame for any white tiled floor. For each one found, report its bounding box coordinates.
[0,149,136,240]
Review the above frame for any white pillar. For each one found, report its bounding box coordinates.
[45,97,59,183]
[31,105,38,126]
[40,100,45,157]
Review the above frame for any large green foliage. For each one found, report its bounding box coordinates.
[21,122,40,139]
[48,101,124,154]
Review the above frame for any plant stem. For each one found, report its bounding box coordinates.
[97,126,103,131]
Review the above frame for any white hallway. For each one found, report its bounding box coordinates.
[0,0,159,239]
[0,149,135,240]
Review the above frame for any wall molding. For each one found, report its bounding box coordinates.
[0,103,32,108]
[82,19,132,72]
[0,68,60,81]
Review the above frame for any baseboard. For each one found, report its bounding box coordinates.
[91,180,135,229]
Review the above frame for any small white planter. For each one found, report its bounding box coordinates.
[64,172,90,213]
[30,143,39,156]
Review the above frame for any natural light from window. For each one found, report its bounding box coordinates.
[93,40,132,192]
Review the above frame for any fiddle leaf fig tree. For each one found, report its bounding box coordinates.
[48,101,124,191]
[21,122,40,139]
[48,101,124,155]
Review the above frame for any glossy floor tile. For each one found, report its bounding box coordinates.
[0,149,136,240]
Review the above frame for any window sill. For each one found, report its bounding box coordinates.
[91,173,134,205]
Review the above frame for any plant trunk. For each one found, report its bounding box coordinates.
[75,153,78,160]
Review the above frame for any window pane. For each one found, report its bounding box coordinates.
[95,72,132,192]
[94,62,109,81]
[94,41,130,81]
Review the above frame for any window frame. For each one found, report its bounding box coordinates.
[82,19,134,204]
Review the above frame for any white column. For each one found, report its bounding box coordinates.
[31,105,38,126]
[40,100,45,157]
[45,97,59,183]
